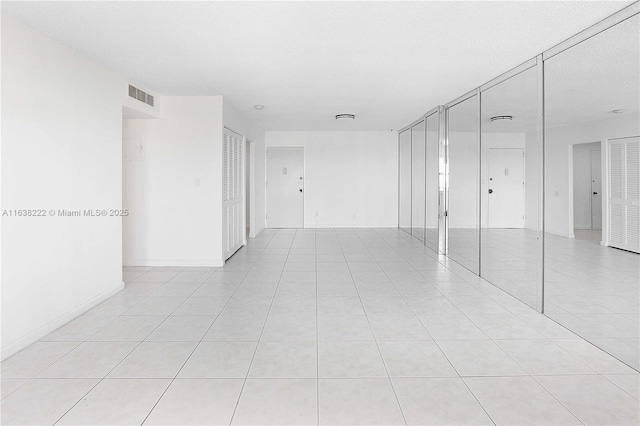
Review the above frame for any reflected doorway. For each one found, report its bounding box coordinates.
[572,142,602,241]
[487,148,525,228]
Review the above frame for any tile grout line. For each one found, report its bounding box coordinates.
[228,228,292,426]
[340,228,408,426]
[369,228,498,426]
[137,242,271,426]
[56,264,231,425]
[4,228,637,425]
[50,267,198,426]
[391,228,592,425]
[391,227,592,422]
[137,232,274,424]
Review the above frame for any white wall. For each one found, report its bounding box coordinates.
[123,96,224,267]
[1,15,125,359]
[448,131,478,228]
[265,131,398,228]
[544,113,639,239]
[399,131,411,230]
[223,99,266,237]
[572,142,601,230]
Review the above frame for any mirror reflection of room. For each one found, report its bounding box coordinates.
[544,15,640,370]
[480,65,541,311]
[447,95,480,275]
[396,11,638,372]
[425,112,440,253]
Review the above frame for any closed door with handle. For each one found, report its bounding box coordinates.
[487,148,525,228]
[266,147,304,228]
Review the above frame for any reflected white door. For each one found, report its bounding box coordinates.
[266,147,304,228]
[488,148,525,228]
[591,150,602,230]
[608,137,639,253]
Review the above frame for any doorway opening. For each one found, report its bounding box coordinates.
[121,108,154,270]
[571,141,602,244]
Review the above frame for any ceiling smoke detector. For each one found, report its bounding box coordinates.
[490,115,513,122]
[612,109,625,114]
[254,105,264,110]
[335,114,355,120]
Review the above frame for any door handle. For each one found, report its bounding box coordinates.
[299,189,303,192]
[488,189,493,194]
[593,192,598,195]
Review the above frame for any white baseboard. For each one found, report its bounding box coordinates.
[546,230,575,239]
[123,259,224,267]
[300,224,399,229]
[1,281,125,361]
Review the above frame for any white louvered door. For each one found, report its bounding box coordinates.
[608,136,640,253]
[223,127,246,260]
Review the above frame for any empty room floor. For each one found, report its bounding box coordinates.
[2,228,639,425]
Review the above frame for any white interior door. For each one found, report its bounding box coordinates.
[223,127,245,260]
[266,147,304,228]
[608,137,639,253]
[487,148,525,228]
[590,150,602,230]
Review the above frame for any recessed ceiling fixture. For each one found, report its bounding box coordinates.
[254,105,264,110]
[612,109,625,114]
[335,114,355,120]
[490,115,513,122]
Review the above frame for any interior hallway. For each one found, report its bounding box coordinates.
[1,228,638,425]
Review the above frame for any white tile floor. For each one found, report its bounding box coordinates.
[546,230,640,370]
[2,228,639,425]
[445,227,640,370]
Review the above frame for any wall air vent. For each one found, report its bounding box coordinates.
[128,84,154,107]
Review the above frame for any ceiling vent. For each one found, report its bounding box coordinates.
[128,84,154,107]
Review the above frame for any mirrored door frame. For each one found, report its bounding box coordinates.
[411,119,427,242]
[478,58,544,313]
[443,89,481,267]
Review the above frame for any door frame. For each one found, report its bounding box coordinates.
[265,146,305,229]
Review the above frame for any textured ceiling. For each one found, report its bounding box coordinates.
[443,13,639,133]
[1,1,634,131]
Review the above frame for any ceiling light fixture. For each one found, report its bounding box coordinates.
[612,109,625,114]
[490,115,513,122]
[335,114,355,120]
[254,105,264,110]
